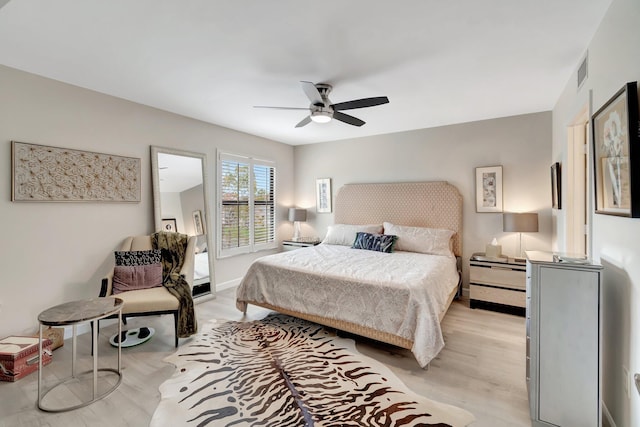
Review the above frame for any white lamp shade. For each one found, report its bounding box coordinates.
[503,212,538,232]
[288,208,307,222]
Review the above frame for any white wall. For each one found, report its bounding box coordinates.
[160,192,186,232]
[551,0,640,424]
[0,65,294,338]
[293,111,553,289]
[181,184,205,237]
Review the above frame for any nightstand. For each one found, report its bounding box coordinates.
[469,252,526,316]
[282,240,321,251]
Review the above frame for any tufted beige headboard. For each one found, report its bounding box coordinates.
[334,181,463,257]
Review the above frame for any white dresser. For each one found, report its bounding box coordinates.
[526,251,602,427]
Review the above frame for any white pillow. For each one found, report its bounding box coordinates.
[383,222,454,257]
[322,224,383,246]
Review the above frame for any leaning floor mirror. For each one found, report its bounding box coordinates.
[151,146,215,299]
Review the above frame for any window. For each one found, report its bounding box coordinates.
[218,152,276,257]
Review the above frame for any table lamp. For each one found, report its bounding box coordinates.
[288,208,307,242]
[503,212,538,260]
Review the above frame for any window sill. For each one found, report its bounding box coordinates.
[217,244,278,259]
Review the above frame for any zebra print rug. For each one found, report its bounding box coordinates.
[151,314,474,427]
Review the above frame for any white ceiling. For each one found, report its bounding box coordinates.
[0,0,611,146]
[157,153,203,193]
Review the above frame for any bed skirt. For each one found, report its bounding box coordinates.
[241,283,458,355]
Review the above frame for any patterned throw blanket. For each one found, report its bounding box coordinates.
[151,314,474,427]
[152,231,197,338]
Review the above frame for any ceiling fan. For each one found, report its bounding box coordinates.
[254,81,389,128]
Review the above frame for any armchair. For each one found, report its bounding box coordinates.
[98,234,196,347]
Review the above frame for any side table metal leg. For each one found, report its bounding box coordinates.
[117,310,122,372]
[92,319,98,399]
[38,325,43,409]
[72,324,77,378]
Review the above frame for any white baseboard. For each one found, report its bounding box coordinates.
[602,403,617,427]
[216,278,241,292]
[194,293,216,304]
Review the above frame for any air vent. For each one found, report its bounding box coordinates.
[577,53,588,89]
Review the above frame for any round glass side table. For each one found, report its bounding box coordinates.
[37,297,123,412]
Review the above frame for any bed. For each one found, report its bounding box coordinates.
[194,252,210,284]
[192,251,211,297]
[236,181,463,367]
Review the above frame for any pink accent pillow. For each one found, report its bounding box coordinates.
[112,263,163,294]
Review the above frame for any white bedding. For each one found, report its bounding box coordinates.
[194,252,209,281]
[236,243,459,367]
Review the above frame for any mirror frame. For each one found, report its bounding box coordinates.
[151,145,215,298]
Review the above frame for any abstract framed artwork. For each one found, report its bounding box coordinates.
[591,81,640,217]
[475,166,503,213]
[551,162,561,209]
[316,178,332,213]
[11,141,140,202]
[162,218,178,232]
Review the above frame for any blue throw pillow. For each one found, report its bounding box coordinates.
[352,232,397,253]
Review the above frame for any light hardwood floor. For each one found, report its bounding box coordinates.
[0,288,530,427]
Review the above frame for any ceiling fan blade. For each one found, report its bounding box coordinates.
[295,116,312,128]
[333,111,365,127]
[300,81,323,105]
[332,96,389,111]
[253,106,309,110]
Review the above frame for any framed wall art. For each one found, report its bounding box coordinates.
[591,81,640,217]
[162,218,178,232]
[551,162,561,209]
[475,166,503,213]
[11,141,140,202]
[316,178,332,213]
[192,210,205,235]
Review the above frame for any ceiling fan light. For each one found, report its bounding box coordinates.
[310,110,332,123]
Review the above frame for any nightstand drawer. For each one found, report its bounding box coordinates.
[470,284,526,308]
[282,240,321,251]
[470,265,526,290]
[282,244,301,251]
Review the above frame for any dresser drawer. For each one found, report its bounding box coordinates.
[470,284,526,307]
[470,265,526,290]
